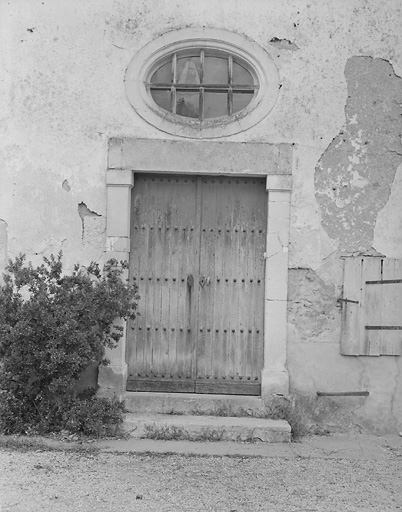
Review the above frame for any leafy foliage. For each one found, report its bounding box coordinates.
[0,253,138,435]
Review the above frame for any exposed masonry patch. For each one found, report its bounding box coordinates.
[78,202,102,241]
[62,179,71,192]
[287,268,339,342]
[315,57,402,252]
[269,37,299,51]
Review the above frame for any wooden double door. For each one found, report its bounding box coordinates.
[127,174,267,395]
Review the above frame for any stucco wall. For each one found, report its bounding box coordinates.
[1,0,402,432]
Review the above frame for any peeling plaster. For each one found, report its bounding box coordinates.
[62,179,71,192]
[269,37,299,51]
[78,202,101,220]
[77,202,105,249]
[315,57,402,252]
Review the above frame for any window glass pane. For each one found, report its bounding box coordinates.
[233,92,253,113]
[151,61,172,84]
[150,90,171,111]
[232,62,253,86]
[204,92,228,119]
[203,56,228,85]
[177,57,201,84]
[176,92,199,118]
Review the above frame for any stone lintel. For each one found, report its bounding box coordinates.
[111,138,292,176]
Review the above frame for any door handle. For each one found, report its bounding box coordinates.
[187,274,194,289]
[199,276,210,288]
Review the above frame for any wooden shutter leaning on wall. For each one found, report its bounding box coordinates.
[340,257,402,356]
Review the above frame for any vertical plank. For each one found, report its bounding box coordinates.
[144,180,155,377]
[251,180,266,383]
[211,181,225,380]
[239,211,249,380]
[340,257,364,355]
[380,259,402,355]
[198,176,217,382]
[362,258,382,356]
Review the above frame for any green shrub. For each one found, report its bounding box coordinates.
[0,253,138,436]
[62,392,126,437]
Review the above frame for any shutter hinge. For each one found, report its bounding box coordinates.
[337,298,359,304]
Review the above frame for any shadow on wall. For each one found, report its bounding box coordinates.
[0,220,8,277]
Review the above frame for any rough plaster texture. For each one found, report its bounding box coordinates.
[1,0,402,432]
[288,343,402,433]
[315,57,402,252]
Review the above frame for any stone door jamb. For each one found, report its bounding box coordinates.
[98,138,292,400]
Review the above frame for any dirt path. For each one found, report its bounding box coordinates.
[1,437,401,511]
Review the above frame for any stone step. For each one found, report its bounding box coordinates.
[123,392,267,417]
[123,413,291,443]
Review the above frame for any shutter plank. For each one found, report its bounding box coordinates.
[340,257,363,355]
[363,258,383,356]
[341,256,402,357]
[380,259,402,355]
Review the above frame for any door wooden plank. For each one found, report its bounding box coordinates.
[239,217,249,379]
[195,178,209,381]
[244,224,255,381]
[195,380,261,395]
[211,185,225,380]
[171,176,200,380]
[127,378,195,393]
[248,182,266,384]
[175,223,188,378]
[231,182,242,382]
[199,177,218,380]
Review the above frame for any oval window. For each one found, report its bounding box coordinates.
[125,28,280,139]
[148,50,259,120]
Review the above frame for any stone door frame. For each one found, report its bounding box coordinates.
[99,138,292,401]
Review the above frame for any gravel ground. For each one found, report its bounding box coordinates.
[1,441,401,512]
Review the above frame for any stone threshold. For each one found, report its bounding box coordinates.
[123,391,267,417]
[123,413,291,443]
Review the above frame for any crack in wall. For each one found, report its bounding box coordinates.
[315,56,402,252]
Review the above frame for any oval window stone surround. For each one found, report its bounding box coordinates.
[125,27,280,139]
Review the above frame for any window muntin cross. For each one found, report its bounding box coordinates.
[148,49,259,120]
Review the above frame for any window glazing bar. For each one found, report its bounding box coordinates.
[228,55,233,116]
[200,50,205,120]
[172,53,177,113]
